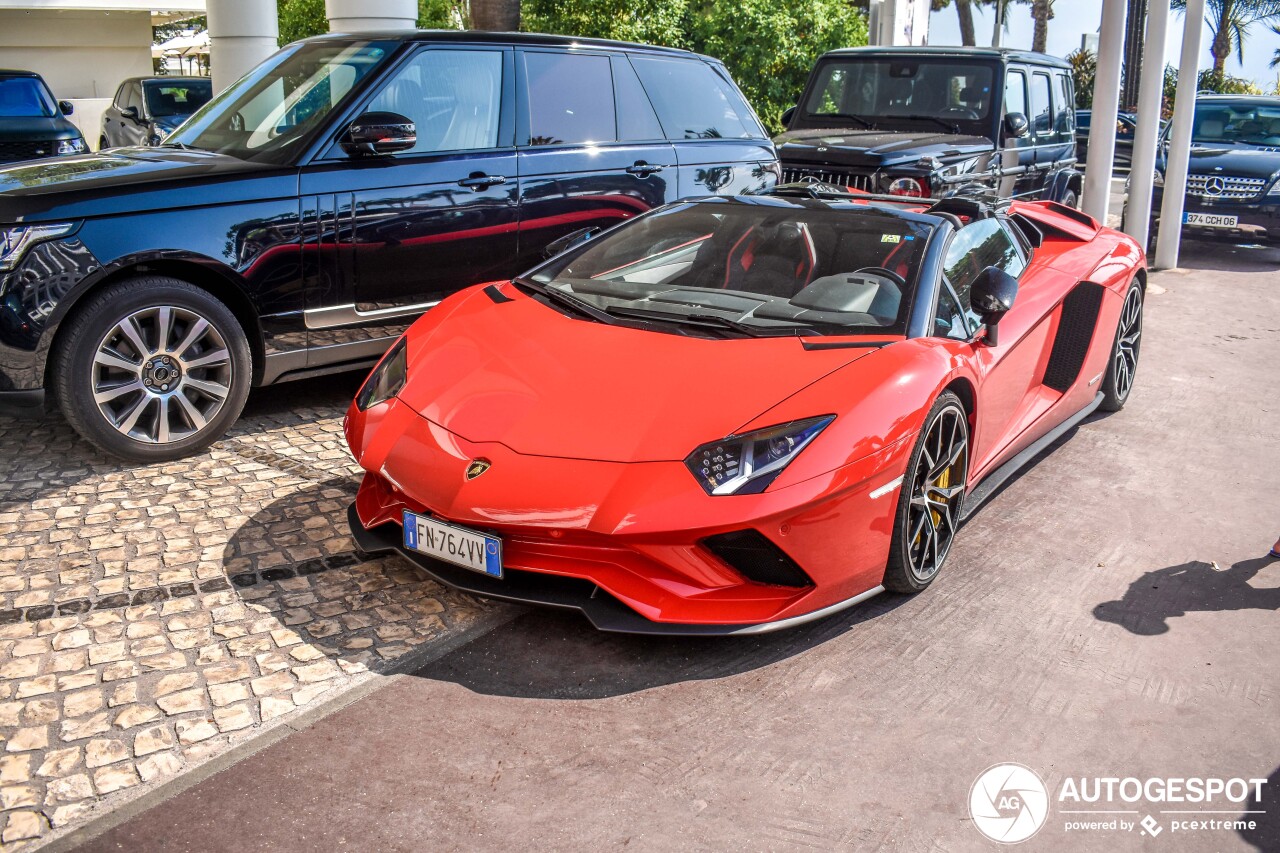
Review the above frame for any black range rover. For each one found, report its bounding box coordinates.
[0,32,775,461]
[776,46,1081,205]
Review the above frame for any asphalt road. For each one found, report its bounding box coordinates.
[70,241,1280,852]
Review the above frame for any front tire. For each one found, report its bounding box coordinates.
[52,277,252,462]
[1100,280,1143,412]
[1058,187,1079,209]
[884,392,970,594]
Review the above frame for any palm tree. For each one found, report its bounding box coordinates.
[1271,23,1280,66]
[471,0,520,30]
[933,0,978,45]
[1174,0,1280,75]
[1030,0,1054,52]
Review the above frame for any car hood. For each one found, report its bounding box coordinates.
[774,127,993,169]
[1160,144,1280,180]
[0,147,293,224]
[395,289,881,463]
[0,115,81,143]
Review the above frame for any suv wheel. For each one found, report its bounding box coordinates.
[1059,188,1078,209]
[53,276,252,462]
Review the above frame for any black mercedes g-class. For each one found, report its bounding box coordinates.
[776,47,1081,206]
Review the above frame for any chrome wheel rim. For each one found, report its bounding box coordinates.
[1114,286,1143,401]
[907,404,968,583]
[91,305,232,445]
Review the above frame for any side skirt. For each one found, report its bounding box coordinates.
[959,391,1104,522]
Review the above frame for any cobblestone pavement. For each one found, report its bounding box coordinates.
[0,377,503,849]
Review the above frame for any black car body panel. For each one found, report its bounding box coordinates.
[1146,96,1280,244]
[777,47,1080,203]
[0,70,85,164]
[0,32,777,427]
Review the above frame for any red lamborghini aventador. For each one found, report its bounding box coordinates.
[343,186,1146,634]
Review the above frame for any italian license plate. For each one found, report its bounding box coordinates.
[1185,212,1238,228]
[403,510,502,578]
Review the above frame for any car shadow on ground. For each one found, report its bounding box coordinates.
[1239,765,1280,851]
[409,591,909,701]
[1092,555,1280,636]
[1174,240,1280,274]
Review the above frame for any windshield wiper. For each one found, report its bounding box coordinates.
[604,306,813,338]
[809,112,875,129]
[897,114,961,134]
[157,141,200,152]
[512,277,614,324]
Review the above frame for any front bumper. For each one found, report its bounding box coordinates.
[348,503,883,636]
[1151,191,1280,243]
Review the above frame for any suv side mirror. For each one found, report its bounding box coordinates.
[970,265,1019,346]
[543,227,600,259]
[1003,112,1030,139]
[340,111,416,157]
[58,100,74,116]
[120,105,140,122]
[781,106,796,127]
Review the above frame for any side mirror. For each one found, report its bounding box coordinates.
[970,265,1019,346]
[1003,111,1030,139]
[781,105,797,127]
[120,106,140,122]
[340,111,416,157]
[58,100,74,116]
[543,227,600,259]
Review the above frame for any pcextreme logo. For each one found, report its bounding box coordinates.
[969,764,1268,844]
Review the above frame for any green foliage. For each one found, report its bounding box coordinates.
[522,0,868,134]
[418,0,470,28]
[278,0,327,45]
[1066,48,1096,109]
[1196,69,1265,94]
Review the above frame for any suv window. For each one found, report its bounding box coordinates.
[1030,72,1053,138]
[943,219,1026,330]
[612,55,664,142]
[1003,69,1030,148]
[1054,73,1075,140]
[368,49,503,153]
[630,57,758,140]
[524,51,615,146]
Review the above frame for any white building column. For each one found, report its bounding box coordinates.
[1154,0,1206,269]
[207,0,279,94]
[1125,0,1171,249]
[1082,0,1128,222]
[327,0,417,33]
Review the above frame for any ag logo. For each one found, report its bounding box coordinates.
[464,458,491,481]
[969,763,1049,844]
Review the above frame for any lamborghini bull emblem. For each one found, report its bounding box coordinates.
[465,459,491,481]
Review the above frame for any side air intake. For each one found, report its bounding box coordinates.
[702,530,813,588]
[1042,281,1105,392]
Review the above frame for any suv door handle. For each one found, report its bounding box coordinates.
[458,173,507,190]
[626,162,664,176]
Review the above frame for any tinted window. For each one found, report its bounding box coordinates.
[612,55,664,142]
[125,84,144,113]
[524,52,615,146]
[1186,99,1280,145]
[1004,70,1030,147]
[144,80,213,117]
[0,77,56,118]
[1054,74,1075,139]
[1030,72,1053,137]
[1076,111,1090,129]
[369,49,503,152]
[801,58,996,138]
[631,57,758,140]
[943,219,1026,329]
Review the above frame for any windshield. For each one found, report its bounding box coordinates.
[0,76,57,118]
[166,40,395,163]
[529,200,933,338]
[1184,99,1280,147]
[801,58,997,138]
[145,80,213,118]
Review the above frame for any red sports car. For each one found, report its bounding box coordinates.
[343,186,1145,634]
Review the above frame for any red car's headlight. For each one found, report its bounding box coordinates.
[685,416,835,496]
[356,337,408,411]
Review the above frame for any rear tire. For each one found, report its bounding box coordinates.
[52,276,252,462]
[1100,280,1143,412]
[884,392,970,594]
[1058,188,1079,209]
[98,136,108,152]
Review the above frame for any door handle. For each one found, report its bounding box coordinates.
[626,162,664,176]
[458,174,507,190]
